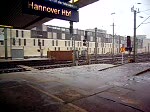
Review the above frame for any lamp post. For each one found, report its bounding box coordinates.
[111,12,115,63]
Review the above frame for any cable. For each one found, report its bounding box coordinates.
[140,9,150,13]
[136,15,150,29]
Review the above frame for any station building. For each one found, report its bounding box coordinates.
[0,24,149,59]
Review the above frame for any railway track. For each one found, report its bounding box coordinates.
[0,53,149,74]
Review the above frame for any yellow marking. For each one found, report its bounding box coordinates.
[68,103,88,112]
[27,84,88,112]
[28,84,64,102]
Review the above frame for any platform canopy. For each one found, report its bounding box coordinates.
[0,0,98,30]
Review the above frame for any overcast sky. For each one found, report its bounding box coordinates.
[44,0,150,38]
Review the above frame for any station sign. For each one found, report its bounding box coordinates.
[44,0,78,10]
[22,0,79,22]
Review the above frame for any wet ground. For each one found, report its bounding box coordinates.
[0,63,150,112]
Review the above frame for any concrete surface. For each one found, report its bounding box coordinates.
[0,63,150,112]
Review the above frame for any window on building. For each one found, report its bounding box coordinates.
[62,33,65,39]
[42,40,44,46]
[21,31,24,38]
[80,42,82,47]
[52,40,54,46]
[65,41,67,46]
[78,42,79,47]
[68,41,70,46]
[24,39,26,46]
[58,47,60,51]
[19,39,21,46]
[53,33,57,39]
[16,30,18,37]
[56,40,58,46]
[33,39,36,46]
[0,41,4,45]
[13,38,15,45]
[38,39,40,46]
[65,28,69,33]
[90,37,93,41]
[54,47,56,51]
[90,43,92,47]
[87,42,89,47]
[80,30,84,36]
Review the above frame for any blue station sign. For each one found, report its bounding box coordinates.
[22,0,79,22]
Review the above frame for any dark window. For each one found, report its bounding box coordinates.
[31,30,37,38]
[56,40,58,46]
[54,47,56,51]
[78,42,79,47]
[37,31,47,38]
[58,47,60,51]
[24,39,26,46]
[36,26,42,31]
[52,40,54,46]
[47,27,53,32]
[33,39,36,46]
[65,41,67,46]
[65,34,71,40]
[0,41,4,45]
[31,30,47,38]
[22,31,24,37]
[38,39,40,46]
[13,38,15,45]
[42,40,44,46]
[19,39,21,46]
[16,30,18,37]
[57,33,61,39]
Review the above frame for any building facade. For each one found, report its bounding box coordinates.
[0,24,149,59]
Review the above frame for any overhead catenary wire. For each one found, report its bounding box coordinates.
[136,15,150,29]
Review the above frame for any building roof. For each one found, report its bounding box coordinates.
[0,0,98,30]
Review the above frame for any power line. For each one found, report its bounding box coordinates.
[136,15,150,29]
[140,9,150,13]
[142,22,150,24]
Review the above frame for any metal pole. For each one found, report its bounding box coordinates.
[121,52,124,64]
[70,21,75,65]
[4,28,8,59]
[148,43,150,54]
[74,33,76,65]
[39,41,42,58]
[133,10,136,62]
[95,27,98,63]
[10,28,12,59]
[112,22,115,62]
[87,42,90,64]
